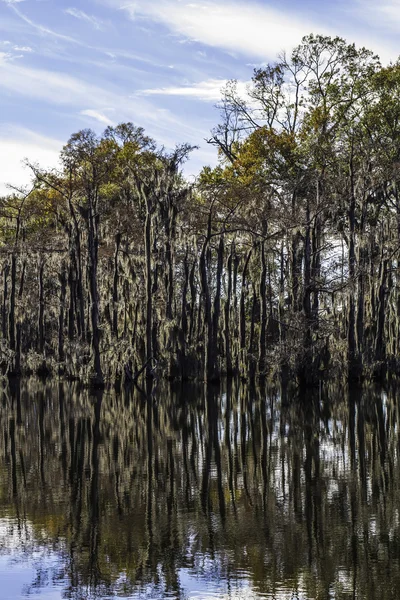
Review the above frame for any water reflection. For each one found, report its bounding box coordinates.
[0,379,398,599]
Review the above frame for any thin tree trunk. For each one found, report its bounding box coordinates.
[375,258,388,363]
[9,252,16,352]
[59,262,67,364]
[38,259,45,354]
[239,247,252,375]
[112,232,121,339]
[224,243,233,375]
[145,200,153,378]
[88,195,103,387]
[2,262,9,341]
[348,150,358,378]
[258,241,267,374]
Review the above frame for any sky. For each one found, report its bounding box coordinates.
[0,0,400,193]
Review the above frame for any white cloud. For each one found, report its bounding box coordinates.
[353,0,400,32]
[0,52,212,149]
[81,109,114,125]
[103,0,398,65]
[138,78,229,102]
[0,52,119,106]
[138,78,251,102]
[326,0,399,63]
[9,4,81,45]
[0,126,62,195]
[65,8,105,30]
[0,50,22,61]
[112,0,323,59]
[13,45,32,52]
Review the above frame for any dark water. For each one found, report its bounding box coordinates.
[0,379,398,599]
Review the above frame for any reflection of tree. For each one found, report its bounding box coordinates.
[88,391,102,588]
[1,380,400,598]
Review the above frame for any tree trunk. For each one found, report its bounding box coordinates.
[239,247,252,375]
[224,243,234,375]
[59,262,67,364]
[347,151,359,379]
[88,196,104,387]
[2,262,9,341]
[375,258,388,363]
[9,253,16,352]
[112,232,121,339]
[38,259,45,355]
[145,200,153,378]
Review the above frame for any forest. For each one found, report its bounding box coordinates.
[1,33,400,387]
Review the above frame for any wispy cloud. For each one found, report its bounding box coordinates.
[80,109,114,125]
[65,8,105,31]
[5,3,171,66]
[13,44,32,52]
[0,53,212,149]
[0,50,23,61]
[0,52,139,113]
[8,4,82,45]
[103,0,399,65]
[138,78,250,102]
[109,0,323,59]
[353,0,400,31]
[0,52,116,105]
[138,78,228,102]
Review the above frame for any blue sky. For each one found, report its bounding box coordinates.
[0,0,400,193]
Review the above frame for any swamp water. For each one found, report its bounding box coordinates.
[0,379,397,599]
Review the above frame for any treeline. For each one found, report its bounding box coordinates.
[2,34,400,386]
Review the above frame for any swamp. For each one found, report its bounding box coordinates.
[2,34,400,599]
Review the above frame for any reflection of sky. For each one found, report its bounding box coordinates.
[0,557,37,600]
[0,555,62,600]
[0,552,315,600]
[0,552,257,600]
[0,515,312,599]
[0,516,253,600]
